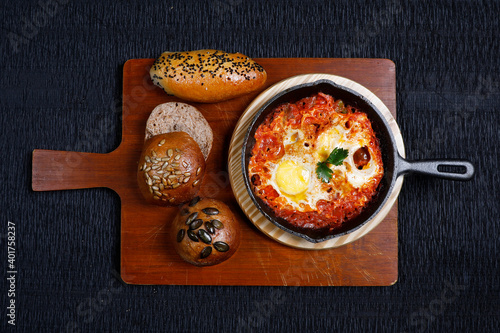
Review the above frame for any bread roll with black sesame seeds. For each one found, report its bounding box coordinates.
[150,49,267,103]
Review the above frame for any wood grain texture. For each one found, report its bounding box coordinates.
[32,58,398,286]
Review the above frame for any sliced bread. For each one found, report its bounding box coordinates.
[145,102,213,160]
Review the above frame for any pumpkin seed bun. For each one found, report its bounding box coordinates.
[171,197,241,266]
[145,102,213,160]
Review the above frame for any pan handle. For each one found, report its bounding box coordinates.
[396,155,475,181]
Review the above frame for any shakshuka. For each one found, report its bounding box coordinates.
[248,92,384,231]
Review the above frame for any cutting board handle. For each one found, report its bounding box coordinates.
[32,149,124,192]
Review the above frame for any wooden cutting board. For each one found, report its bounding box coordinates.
[32,58,398,286]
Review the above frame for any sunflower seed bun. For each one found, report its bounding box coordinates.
[171,197,240,266]
[137,132,206,206]
[150,49,267,103]
[145,102,213,160]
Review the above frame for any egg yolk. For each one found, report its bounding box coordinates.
[275,160,310,195]
[315,127,343,161]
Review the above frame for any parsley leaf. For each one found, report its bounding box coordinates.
[326,147,349,166]
[315,147,349,183]
[316,162,333,183]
